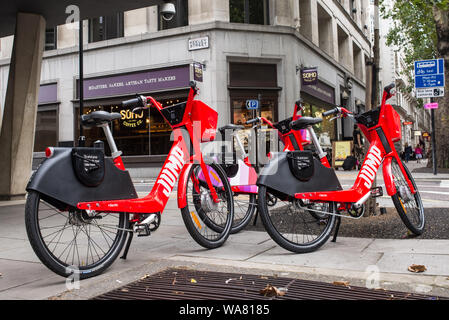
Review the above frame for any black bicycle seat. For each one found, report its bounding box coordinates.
[81,111,121,128]
[218,124,245,133]
[290,117,322,130]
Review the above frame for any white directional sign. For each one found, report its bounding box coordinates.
[415,87,444,98]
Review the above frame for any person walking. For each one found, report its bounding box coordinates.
[404,143,412,163]
[352,124,363,170]
[415,144,423,163]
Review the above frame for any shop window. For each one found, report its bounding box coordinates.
[45,28,57,51]
[301,99,336,148]
[230,0,269,25]
[88,13,124,43]
[74,94,188,157]
[159,0,189,30]
[34,107,58,152]
[230,92,278,157]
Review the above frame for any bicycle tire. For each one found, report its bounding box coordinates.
[181,163,234,249]
[25,191,128,279]
[258,186,336,253]
[390,159,425,235]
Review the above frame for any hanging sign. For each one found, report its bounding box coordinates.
[301,67,318,86]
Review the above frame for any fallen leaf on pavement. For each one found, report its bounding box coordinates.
[140,274,150,280]
[121,288,129,292]
[190,278,197,284]
[260,284,286,297]
[408,264,427,273]
[333,281,350,287]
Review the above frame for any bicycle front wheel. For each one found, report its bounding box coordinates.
[390,158,425,235]
[181,163,234,249]
[25,191,128,279]
[258,186,336,253]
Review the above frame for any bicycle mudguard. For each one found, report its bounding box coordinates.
[27,148,137,209]
[382,157,394,196]
[257,152,342,198]
[177,162,193,209]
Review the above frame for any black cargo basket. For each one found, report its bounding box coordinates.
[287,150,314,181]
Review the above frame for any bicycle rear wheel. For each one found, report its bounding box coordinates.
[230,193,257,234]
[390,158,425,235]
[258,186,336,253]
[25,191,128,279]
[181,163,234,248]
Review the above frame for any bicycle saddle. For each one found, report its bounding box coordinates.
[289,117,322,130]
[81,111,121,128]
[218,124,245,133]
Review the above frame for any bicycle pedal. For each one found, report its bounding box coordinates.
[370,186,383,198]
[134,223,151,237]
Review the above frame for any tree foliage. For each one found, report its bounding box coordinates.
[380,0,448,90]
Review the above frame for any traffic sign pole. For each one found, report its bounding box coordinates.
[431,105,437,175]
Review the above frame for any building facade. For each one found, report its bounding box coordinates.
[376,0,431,154]
[0,0,372,167]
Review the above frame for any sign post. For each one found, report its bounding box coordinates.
[415,59,445,175]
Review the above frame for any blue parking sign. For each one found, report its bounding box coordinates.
[246,99,259,110]
[415,59,445,89]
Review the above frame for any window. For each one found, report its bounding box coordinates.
[337,25,350,68]
[317,4,333,56]
[88,13,124,43]
[74,92,188,156]
[45,28,57,51]
[34,107,58,152]
[159,0,188,30]
[230,0,269,25]
[353,42,363,80]
[299,0,313,40]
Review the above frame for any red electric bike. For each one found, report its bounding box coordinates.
[25,82,234,279]
[215,100,313,233]
[257,83,425,253]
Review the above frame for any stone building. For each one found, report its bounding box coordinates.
[0,0,372,170]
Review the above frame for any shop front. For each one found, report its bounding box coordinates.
[34,83,59,152]
[74,64,191,163]
[300,80,336,150]
[228,62,280,158]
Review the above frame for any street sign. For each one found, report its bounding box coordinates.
[414,58,445,98]
[415,87,444,98]
[188,36,209,51]
[403,121,413,125]
[424,102,439,109]
[246,100,259,110]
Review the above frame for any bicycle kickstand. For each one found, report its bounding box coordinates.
[252,208,259,226]
[331,216,342,243]
[120,230,134,260]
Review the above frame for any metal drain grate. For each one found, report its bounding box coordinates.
[93,268,443,300]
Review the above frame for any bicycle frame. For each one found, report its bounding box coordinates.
[77,87,221,215]
[295,90,416,206]
[228,101,311,195]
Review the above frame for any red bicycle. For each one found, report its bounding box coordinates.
[257,83,425,253]
[25,82,234,279]
[215,100,313,233]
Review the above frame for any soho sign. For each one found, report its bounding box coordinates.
[188,36,209,51]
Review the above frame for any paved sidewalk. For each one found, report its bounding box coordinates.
[0,196,448,300]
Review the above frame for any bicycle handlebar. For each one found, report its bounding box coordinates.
[246,118,260,125]
[322,107,339,117]
[123,96,143,108]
